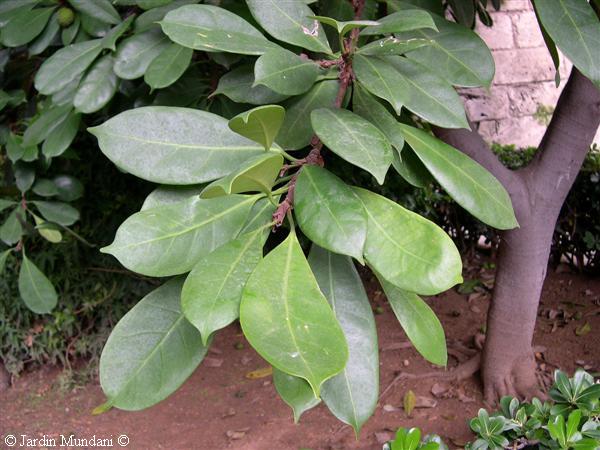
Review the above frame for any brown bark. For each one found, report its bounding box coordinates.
[433,68,600,401]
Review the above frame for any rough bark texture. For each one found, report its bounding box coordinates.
[433,69,600,402]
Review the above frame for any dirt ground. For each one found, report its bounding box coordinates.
[1,257,599,450]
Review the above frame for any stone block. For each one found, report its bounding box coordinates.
[499,0,531,11]
[461,86,510,121]
[507,81,562,117]
[476,12,514,50]
[493,48,556,84]
[512,12,545,48]
[477,116,546,147]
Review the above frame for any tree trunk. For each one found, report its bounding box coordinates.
[433,68,600,402]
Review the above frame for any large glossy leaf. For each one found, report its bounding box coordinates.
[18,253,57,314]
[0,249,11,274]
[114,29,170,80]
[102,194,258,276]
[34,39,103,95]
[361,9,436,35]
[309,246,378,434]
[32,201,80,226]
[228,105,285,151]
[141,185,205,211]
[182,229,265,345]
[399,124,518,229]
[239,197,277,234]
[99,278,209,410]
[385,56,468,129]
[144,43,193,89]
[1,6,54,47]
[239,232,348,397]
[160,4,278,55]
[0,199,17,213]
[356,36,432,57]
[392,146,433,188]
[68,0,121,24]
[380,278,447,366]
[89,107,268,185]
[353,54,405,114]
[277,80,339,150]
[353,187,462,295]
[295,166,367,262]
[397,14,495,87]
[41,111,81,158]
[213,65,288,105]
[254,48,320,96]
[311,108,393,184]
[74,55,118,113]
[101,15,135,51]
[27,10,59,55]
[273,368,320,423]
[135,0,198,33]
[201,153,283,199]
[352,83,404,153]
[311,16,379,37]
[534,0,600,86]
[246,0,332,54]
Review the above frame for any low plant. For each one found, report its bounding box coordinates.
[383,427,448,450]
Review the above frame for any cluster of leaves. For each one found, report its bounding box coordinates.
[466,370,600,450]
[81,0,527,433]
[383,427,448,450]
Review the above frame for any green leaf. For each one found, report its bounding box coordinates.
[0,249,11,274]
[361,9,436,36]
[246,0,332,54]
[68,0,120,24]
[33,214,63,244]
[29,11,60,56]
[41,111,81,158]
[200,152,284,199]
[102,194,258,276]
[89,106,269,185]
[144,43,193,89]
[182,229,265,345]
[352,83,404,153]
[239,197,277,235]
[534,0,600,86]
[277,80,339,150]
[80,12,111,37]
[353,187,462,295]
[380,279,447,366]
[135,0,198,33]
[385,56,468,129]
[295,166,367,262]
[141,185,205,211]
[74,55,118,113]
[61,16,80,46]
[160,4,278,55]
[15,163,35,193]
[397,15,495,87]
[0,6,54,47]
[566,410,582,440]
[34,39,103,95]
[101,15,135,51]
[392,146,433,188]
[273,368,320,423]
[399,124,518,230]
[240,232,348,397]
[213,65,289,105]
[6,133,26,163]
[0,199,17,213]
[357,36,432,56]
[23,104,72,147]
[228,105,285,151]
[18,253,58,314]
[254,48,320,96]
[32,201,80,226]
[548,415,567,446]
[308,246,378,434]
[311,15,380,37]
[311,108,393,184]
[114,29,170,80]
[448,0,475,27]
[0,208,24,245]
[99,278,209,410]
[53,175,84,202]
[353,54,406,114]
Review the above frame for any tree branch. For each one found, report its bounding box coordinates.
[528,68,600,204]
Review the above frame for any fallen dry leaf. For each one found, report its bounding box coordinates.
[245,366,273,379]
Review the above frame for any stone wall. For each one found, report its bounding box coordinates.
[464,0,600,147]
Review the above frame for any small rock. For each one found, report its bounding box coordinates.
[383,404,398,412]
[241,355,252,365]
[469,305,481,314]
[226,427,250,440]
[403,359,409,367]
[222,408,236,418]
[204,357,223,368]
[375,432,393,444]
[414,396,437,408]
[431,383,450,398]
[208,346,223,355]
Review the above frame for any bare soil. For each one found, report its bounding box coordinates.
[1,259,599,450]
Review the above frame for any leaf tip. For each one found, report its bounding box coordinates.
[91,400,113,415]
